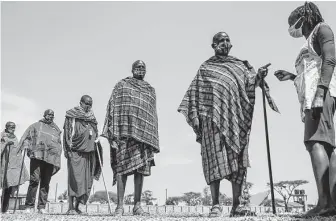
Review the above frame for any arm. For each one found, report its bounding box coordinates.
[62,117,73,155]
[101,84,119,149]
[17,125,34,153]
[316,24,336,96]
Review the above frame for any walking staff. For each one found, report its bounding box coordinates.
[95,141,112,214]
[1,143,11,211]
[260,63,276,215]
[13,148,27,213]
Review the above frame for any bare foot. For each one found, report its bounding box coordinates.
[318,207,336,217]
[65,209,77,215]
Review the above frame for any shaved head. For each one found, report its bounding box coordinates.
[5,121,15,129]
[211,32,232,56]
[44,109,54,117]
[80,95,93,112]
[5,121,15,134]
[212,32,229,44]
[132,60,146,80]
[80,95,92,103]
[43,109,55,124]
[132,60,146,70]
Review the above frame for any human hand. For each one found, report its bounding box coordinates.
[274,70,296,81]
[7,141,14,146]
[193,118,200,131]
[258,63,271,79]
[311,88,325,120]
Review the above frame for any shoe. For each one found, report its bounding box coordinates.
[115,207,124,216]
[209,204,222,218]
[133,205,150,216]
[38,208,47,214]
[75,208,82,214]
[24,208,35,213]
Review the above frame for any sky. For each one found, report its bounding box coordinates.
[1,1,336,205]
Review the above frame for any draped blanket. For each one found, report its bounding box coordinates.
[19,120,63,175]
[1,131,29,189]
[63,106,101,181]
[178,56,279,155]
[102,77,160,153]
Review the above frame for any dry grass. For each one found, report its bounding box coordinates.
[1,212,336,221]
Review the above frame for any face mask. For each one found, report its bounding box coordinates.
[288,17,304,38]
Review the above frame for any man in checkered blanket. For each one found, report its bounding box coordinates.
[178,32,279,217]
[99,60,159,216]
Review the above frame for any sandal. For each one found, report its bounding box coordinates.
[133,205,150,216]
[65,209,77,215]
[114,207,124,216]
[230,205,256,217]
[209,204,222,218]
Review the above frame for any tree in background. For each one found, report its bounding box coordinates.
[202,187,212,206]
[58,190,68,201]
[268,180,309,212]
[240,182,253,207]
[124,193,134,205]
[182,192,202,206]
[88,191,117,204]
[166,196,183,205]
[142,190,157,205]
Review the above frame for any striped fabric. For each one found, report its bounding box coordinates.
[102,77,159,153]
[178,55,279,184]
[110,138,154,185]
[65,106,98,125]
[201,116,247,185]
[102,77,159,182]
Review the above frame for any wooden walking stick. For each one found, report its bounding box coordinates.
[13,147,27,213]
[260,63,276,215]
[1,143,11,212]
[95,141,112,214]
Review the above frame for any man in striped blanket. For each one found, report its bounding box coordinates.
[178,32,279,217]
[99,60,159,216]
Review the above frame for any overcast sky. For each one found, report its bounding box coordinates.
[1,1,336,205]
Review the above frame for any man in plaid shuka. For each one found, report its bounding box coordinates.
[178,32,279,217]
[99,60,159,216]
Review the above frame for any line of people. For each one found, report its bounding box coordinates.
[1,1,336,218]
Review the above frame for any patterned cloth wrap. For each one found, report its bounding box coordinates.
[102,76,159,185]
[19,119,63,175]
[1,131,29,190]
[178,55,279,184]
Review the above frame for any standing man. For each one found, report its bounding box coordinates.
[178,32,279,217]
[63,95,102,214]
[275,2,336,217]
[1,122,29,213]
[19,110,62,214]
[99,60,159,216]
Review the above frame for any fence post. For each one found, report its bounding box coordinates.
[60,203,63,213]
[165,205,166,213]
[86,204,88,213]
